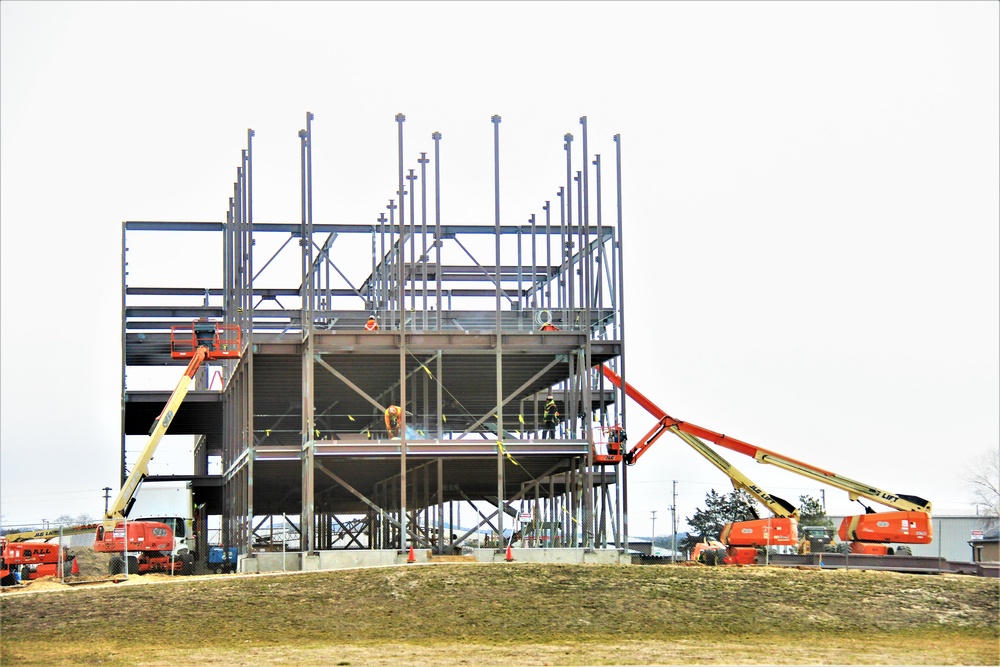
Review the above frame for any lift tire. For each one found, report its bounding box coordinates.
[109,556,124,575]
[127,556,140,575]
[180,552,195,576]
[895,546,912,556]
[0,572,17,587]
[837,542,852,555]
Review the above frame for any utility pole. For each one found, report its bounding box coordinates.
[671,480,678,564]
[650,510,656,556]
[103,487,112,515]
[820,489,826,512]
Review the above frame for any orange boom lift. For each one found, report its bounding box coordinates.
[599,365,932,557]
[95,321,242,575]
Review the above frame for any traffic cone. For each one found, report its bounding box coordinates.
[505,545,514,562]
[407,546,416,563]
[70,557,79,575]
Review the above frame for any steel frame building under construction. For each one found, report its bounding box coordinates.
[122,112,632,566]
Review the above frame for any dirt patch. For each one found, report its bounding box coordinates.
[68,546,112,577]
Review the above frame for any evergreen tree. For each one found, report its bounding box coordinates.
[797,495,833,527]
[682,488,761,551]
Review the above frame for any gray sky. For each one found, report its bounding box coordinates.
[2,1,997,534]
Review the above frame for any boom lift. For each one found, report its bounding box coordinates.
[1,538,76,586]
[600,365,932,556]
[596,369,799,564]
[96,321,241,575]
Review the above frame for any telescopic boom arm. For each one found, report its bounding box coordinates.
[600,365,931,514]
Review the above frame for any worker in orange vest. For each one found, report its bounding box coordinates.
[385,405,402,438]
[364,315,379,332]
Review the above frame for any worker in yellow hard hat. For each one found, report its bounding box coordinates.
[542,394,558,439]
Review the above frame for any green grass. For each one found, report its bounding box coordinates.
[1,563,997,665]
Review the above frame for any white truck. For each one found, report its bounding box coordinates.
[130,481,198,559]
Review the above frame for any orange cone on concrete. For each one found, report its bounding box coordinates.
[70,557,79,575]
[505,545,514,562]
[407,546,416,563]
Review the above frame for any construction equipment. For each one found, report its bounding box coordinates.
[92,519,193,575]
[597,367,799,563]
[798,525,839,554]
[1,523,100,544]
[600,365,932,556]
[98,320,241,574]
[207,546,238,574]
[1,537,75,586]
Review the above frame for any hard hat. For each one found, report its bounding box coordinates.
[368,315,376,320]
[546,394,553,400]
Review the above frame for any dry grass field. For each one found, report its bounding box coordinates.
[1,561,997,666]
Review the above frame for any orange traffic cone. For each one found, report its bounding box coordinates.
[70,557,79,575]
[505,545,514,562]
[407,546,416,563]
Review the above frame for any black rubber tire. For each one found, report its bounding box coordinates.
[180,552,195,576]
[127,556,140,575]
[109,556,124,575]
[0,572,17,587]
[837,542,852,555]
[896,545,912,556]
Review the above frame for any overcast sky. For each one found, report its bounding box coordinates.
[2,1,997,534]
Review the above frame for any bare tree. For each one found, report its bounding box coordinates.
[966,449,1000,529]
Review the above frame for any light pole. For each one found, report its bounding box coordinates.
[650,510,657,556]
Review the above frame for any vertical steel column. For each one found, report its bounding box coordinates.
[491,114,504,546]
[575,170,583,324]
[437,459,444,554]
[300,112,316,555]
[594,154,605,315]
[614,133,628,552]
[378,212,387,319]
[120,223,128,487]
[407,168,417,323]
[580,116,594,550]
[557,189,565,310]
[564,134,574,313]
[387,200,397,330]
[432,132,443,331]
[544,201,552,310]
[395,112,408,552]
[245,128,255,556]
[370,228,377,310]
[529,214,536,309]
[418,152,429,331]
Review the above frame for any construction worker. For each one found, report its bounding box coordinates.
[384,405,402,438]
[607,423,627,457]
[364,315,379,332]
[542,394,558,439]
[539,322,559,331]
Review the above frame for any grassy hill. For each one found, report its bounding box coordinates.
[1,562,997,666]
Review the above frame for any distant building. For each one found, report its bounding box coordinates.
[968,526,1000,563]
